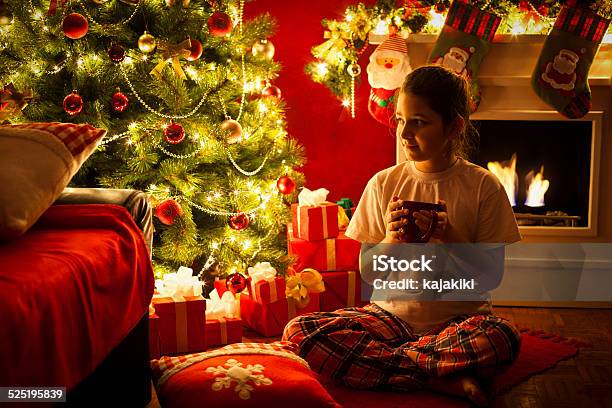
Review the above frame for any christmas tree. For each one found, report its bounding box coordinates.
[0,0,304,284]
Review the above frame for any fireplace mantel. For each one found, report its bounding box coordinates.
[397,34,612,243]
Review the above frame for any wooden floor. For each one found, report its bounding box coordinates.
[148,307,612,408]
[492,307,612,408]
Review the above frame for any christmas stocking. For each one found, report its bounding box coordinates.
[428,0,501,112]
[531,5,610,119]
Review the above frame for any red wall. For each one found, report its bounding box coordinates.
[245,0,395,203]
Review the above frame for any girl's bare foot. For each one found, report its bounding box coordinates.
[427,374,488,407]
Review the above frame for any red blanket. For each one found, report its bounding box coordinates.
[0,205,154,389]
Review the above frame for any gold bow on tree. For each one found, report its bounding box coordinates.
[312,30,349,61]
[150,39,192,80]
[0,83,33,121]
[285,268,325,308]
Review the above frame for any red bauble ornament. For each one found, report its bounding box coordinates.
[108,44,126,63]
[261,84,282,99]
[112,89,129,112]
[155,199,183,225]
[63,91,83,116]
[164,122,185,144]
[225,272,247,294]
[62,13,88,40]
[276,175,296,195]
[186,38,203,61]
[207,11,232,37]
[228,212,249,231]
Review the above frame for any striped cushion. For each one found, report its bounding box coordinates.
[0,123,106,239]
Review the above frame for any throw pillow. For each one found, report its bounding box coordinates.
[151,341,341,408]
[0,122,106,239]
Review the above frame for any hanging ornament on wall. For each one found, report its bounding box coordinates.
[63,91,83,116]
[261,84,282,99]
[0,0,13,26]
[186,38,203,61]
[155,199,183,226]
[164,121,185,144]
[228,212,249,231]
[276,175,296,195]
[225,272,247,294]
[138,31,156,54]
[62,13,88,40]
[111,88,129,112]
[347,62,361,119]
[207,11,232,37]
[220,119,243,144]
[251,39,275,60]
[108,44,126,63]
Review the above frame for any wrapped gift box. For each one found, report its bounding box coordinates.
[153,295,206,355]
[205,317,243,348]
[240,292,320,337]
[291,202,339,241]
[320,271,368,312]
[149,313,161,360]
[246,276,286,305]
[287,224,360,272]
[213,279,228,297]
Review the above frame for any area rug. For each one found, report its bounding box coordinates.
[321,328,584,408]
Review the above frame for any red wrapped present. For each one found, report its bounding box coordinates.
[287,224,360,272]
[320,271,368,312]
[291,202,339,241]
[205,317,243,348]
[246,276,286,305]
[149,313,161,359]
[240,292,320,337]
[153,295,206,355]
[213,278,228,297]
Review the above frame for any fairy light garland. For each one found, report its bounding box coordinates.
[99,130,130,145]
[119,64,208,119]
[76,0,141,29]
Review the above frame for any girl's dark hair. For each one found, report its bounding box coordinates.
[399,65,479,159]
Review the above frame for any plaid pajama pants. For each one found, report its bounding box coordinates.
[282,303,521,390]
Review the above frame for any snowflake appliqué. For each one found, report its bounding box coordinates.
[205,358,273,400]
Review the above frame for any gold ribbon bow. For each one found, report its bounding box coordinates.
[150,39,192,80]
[0,84,33,121]
[285,268,325,309]
[312,30,348,61]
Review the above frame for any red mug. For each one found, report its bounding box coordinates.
[398,200,444,243]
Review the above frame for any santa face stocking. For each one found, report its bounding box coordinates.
[428,0,501,112]
[532,6,610,119]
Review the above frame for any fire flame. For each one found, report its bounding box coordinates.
[525,166,550,207]
[488,153,518,207]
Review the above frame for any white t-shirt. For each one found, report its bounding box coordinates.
[345,158,521,334]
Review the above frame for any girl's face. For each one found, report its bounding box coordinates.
[395,91,456,168]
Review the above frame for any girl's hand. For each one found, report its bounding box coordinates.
[381,196,409,243]
[414,200,448,241]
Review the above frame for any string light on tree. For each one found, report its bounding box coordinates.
[62,13,88,39]
[63,91,83,116]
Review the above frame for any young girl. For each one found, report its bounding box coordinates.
[283,65,522,406]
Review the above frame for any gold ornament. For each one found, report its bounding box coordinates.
[347,62,361,77]
[138,31,156,54]
[220,119,243,144]
[251,39,275,60]
[0,0,13,26]
[165,0,190,6]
